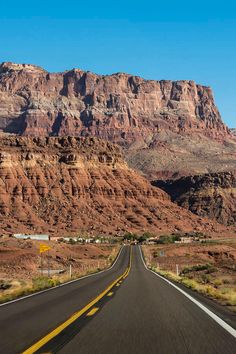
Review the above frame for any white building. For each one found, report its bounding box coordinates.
[13,234,49,241]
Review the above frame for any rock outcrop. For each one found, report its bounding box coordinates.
[231,128,236,137]
[0,62,229,139]
[0,62,235,178]
[0,136,229,236]
[152,171,236,226]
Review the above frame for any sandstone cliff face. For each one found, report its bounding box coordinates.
[0,136,227,236]
[0,62,235,179]
[152,171,236,226]
[0,62,229,140]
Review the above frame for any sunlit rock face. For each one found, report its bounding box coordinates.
[0,61,235,179]
[0,62,229,140]
[0,135,228,237]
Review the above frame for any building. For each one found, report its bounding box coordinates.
[13,234,49,241]
[175,237,195,244]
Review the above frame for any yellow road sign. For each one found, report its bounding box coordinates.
[39,244,51,253]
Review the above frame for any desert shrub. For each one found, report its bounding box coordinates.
[213,278,222,287]
[200,274,211,284]
[0,280,11,290]
[157,235,180,244]
[123,232,137,241]
[181,264,212,275]
[98,254,106,258]
[32,276,60,291]
[138,233,151,243]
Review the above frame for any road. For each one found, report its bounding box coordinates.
[0,245,235,353]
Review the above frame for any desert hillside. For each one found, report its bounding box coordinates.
[0,135,230,237]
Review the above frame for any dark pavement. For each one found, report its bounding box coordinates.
[0,245,235,353]
[59,246,236,354]
[0,246,129,353]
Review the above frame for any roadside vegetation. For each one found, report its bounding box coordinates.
[0,243,120,304]
[142,242,236,311]
[149,266,236,308]
[123,232,153,243]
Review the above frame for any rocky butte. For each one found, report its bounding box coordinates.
[0,62,235,179]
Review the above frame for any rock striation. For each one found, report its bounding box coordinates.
[0,61,235,178]
[230,128,236,137]
[0,62,229,140]
[0,136,228,236]
[152,171,236,226]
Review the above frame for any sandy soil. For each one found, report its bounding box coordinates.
[0,237,119,282]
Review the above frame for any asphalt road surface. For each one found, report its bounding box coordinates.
[0,245,235,354]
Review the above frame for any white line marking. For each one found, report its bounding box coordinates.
[0,246,124,307]
[138,246,236,339]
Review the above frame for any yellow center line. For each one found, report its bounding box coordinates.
[107,292,113,297]
[22,246,132,354]
[86,307,99,316]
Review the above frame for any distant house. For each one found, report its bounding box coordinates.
[145,238,158,245]
[175,237,194,244]
[62,237,78,242]
[13,234,49,241]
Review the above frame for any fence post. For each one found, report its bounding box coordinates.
[69,264,72,278]
[176,264,179,276]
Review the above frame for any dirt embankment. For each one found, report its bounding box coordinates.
[0,237,119,281]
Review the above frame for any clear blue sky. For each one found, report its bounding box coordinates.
[0,0,235,127]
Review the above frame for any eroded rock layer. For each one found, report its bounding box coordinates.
[0,62,229,139]
[0,62,236,178]
[153,171,236,226]
[0,136,228,236]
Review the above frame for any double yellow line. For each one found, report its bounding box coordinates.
[23,246,132,354]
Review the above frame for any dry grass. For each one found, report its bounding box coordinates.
[0,246,120,304]
[150,266,236,307]
[143,245,236,310]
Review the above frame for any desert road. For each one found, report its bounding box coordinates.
[0,246,235,354]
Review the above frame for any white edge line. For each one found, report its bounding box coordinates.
[0,245,124,307]
[138,246,236,339]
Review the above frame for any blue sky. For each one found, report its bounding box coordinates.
[0,0,235,127]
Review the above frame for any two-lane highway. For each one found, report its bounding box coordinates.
[0,245,235,353]
[56,245,236,354]
[0,246,130,353]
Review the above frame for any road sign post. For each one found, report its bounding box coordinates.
[39,244,51,276]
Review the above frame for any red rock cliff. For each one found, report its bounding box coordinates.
[0,136,227,236]
[0,62,230,142]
